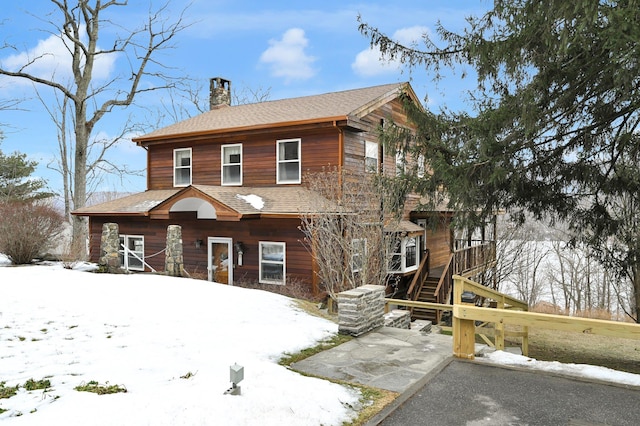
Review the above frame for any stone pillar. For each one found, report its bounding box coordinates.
[165,225,184,277]
[99,223,121,273]
[337,285,385,336]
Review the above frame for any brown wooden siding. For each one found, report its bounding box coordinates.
[146,128,342,190]
[88,215,315,295]
[409,212,454,268]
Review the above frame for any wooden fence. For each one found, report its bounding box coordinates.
[385,274,640,360]
[452,275,640,359]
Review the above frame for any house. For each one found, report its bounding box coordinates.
[73,79,496,320]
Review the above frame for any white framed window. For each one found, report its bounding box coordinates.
[351,238,367,273]
[259,241,286,284]
[277,138,301,184]
[365,141,378,172]
[395,151,405,176]
[405,236,417,270]
[415,218,428,251]
[221,144,242,185]
[119,235,144,271]
[417,153,425,178]
[387,235,419,273]
[174,148,192,187]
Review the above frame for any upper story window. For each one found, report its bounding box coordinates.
[174,148,192,187]
[395,151,405,177]
[417,153,425,178]
[351,238,367,273]
[221,144,242,186]
[277,138,301,184]
[365,141,378,173]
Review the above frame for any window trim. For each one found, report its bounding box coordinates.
[221,143,243,186]
[404,236,418,271]
[351,238,367,273]
[417,153,425,178]
[365,141,379,173]
[387,235,419,273]
[259,241,286,285]
[119,234,145,272]
[276,138,301,184]
[173,147,192,187]
[395,151,405,177]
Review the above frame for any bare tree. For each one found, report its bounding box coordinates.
[158,78,272,124]
[0,1,190,257]
[299,168,402,302]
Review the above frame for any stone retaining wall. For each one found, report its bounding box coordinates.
[384,309,411,329]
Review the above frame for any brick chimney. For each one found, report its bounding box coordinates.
[210,77,231,109]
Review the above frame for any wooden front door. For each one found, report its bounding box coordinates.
[208,237,233,285]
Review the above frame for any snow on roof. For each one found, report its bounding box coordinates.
[236,194,265,210]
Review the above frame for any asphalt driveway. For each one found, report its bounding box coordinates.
[375,360,640,426]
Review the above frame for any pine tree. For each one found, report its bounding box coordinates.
[359,0,640,321]
[0,148,51,201]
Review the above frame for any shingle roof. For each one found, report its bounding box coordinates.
[72,189,180,215]
[135,82,409,142]
[72,186,344,217]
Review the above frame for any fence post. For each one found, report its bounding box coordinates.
[453,276,476,359]
[495,296,505,351]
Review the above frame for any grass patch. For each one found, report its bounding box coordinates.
[293,299,338,323]
[0,382,18,399]
[23,378,51,391]
[278,333,353,366]
[517,327,640,375]
[344,385,398,426]
[74,381,127,395]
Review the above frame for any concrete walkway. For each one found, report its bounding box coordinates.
[291,325,453,393]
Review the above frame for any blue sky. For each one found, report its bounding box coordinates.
[0,0,489,196]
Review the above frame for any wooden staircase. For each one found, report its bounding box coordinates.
[410,275,440,322]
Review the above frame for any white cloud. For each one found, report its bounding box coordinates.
[259,28,317,82]
[1,25,117,86]
[352,25,430,77]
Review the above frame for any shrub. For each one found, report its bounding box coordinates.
[0,200,65,264]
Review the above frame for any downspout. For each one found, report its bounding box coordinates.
[144,146,150,190]
[334,120,344,187]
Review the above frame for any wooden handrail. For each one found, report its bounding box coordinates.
[433,253,454,299]
[454,274,528,311]
[407,249,430,300]
[453,241,496,277]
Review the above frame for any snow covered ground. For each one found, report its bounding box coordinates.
[0,257,361,425]
[1,255,639,425]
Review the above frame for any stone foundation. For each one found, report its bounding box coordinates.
[337,285,385,336]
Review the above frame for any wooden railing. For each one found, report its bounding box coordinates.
[453,241,496,278]
[452,275,640,359]
[406,249,430,301]
[452,275,528,358]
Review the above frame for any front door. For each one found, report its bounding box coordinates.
[208,237,233,285]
